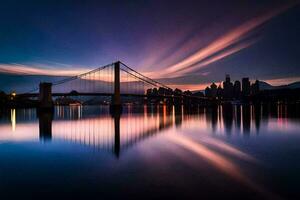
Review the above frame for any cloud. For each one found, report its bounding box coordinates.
[170,39,258,77]
[148,2,298,79]
[200,71,211,76]
[0,63,90,77]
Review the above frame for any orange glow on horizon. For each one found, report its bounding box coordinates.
[167,83,214,91]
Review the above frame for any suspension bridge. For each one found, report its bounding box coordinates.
[17,61,209,108]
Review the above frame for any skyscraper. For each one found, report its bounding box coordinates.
[223,74,234,99]
[225,74,230,83]
[210,82,218,98]
[205,86,211,97]
[233,80,241,99]
[242,78,250,96]
[251,80,260,95]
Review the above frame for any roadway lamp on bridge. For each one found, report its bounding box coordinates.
[10,91,16,100]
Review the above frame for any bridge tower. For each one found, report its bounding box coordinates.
[39,82,53,110]
[112,61,121,108]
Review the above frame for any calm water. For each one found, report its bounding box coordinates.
[0,104,300,199]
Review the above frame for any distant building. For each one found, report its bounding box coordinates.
[0,91,7,106]
[217,84,223,99]
[146,88,153,95]
[225,74,230,83]
[158,87,168,95]
[251,80,260,95]
[183,90,192,96]
[242,77,250,96]
[193,91,204,97]
[210,82,218,98]
[233,80,241,99]
[205,86,211,97]
[174,88,182,95]
[152,88,158,95]
[223,74,234,99]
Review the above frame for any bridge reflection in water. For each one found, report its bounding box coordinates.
[2,104,300,157]
[39,105,181,157]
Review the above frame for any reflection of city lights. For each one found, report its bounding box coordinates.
[11,109,16,132]
[68,104,82,119]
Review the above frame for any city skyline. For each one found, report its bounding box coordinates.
[0,0,299,92]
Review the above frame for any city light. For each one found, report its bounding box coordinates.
[10,91,16,100]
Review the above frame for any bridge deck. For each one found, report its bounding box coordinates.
[17,93,208,100]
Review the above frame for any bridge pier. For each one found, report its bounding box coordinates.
[39,82,53,110]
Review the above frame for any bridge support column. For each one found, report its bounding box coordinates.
[111,61,122,112]
[39,82,53,110]
[114,112,120,157]
[38,111,53,141]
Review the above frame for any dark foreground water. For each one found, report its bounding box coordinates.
[0,104,300,200]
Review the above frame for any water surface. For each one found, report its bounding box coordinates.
[0,104,300,199]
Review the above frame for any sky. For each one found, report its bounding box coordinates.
[0,0,300,92]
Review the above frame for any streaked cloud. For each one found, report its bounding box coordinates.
[147,2,297,79]
[0,63,90,77]
[170,39,258,77]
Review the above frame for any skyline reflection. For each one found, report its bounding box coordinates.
[0,104,300,155]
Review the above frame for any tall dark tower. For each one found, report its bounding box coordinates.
[233,80,241,99]
[225,74,230,83]
[223,74,233,99]
[39,82,53,109]
[113,61,121,107]
[242,78,250,96]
